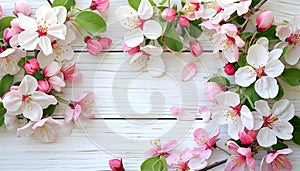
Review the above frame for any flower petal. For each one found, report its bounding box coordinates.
[0,48,15,58]
[43,61,60,77]
[39,36,53,56]
[36,6,57,25]
[124,28,144,47]
[143,20,162,39]
[2,91,22,112]
[48,75,66,92]
[181,62,196,81]
[161,140,177,151]
[170,106,195,120]
[215,91,240,107]
[47,23,67,40]
[18,16,37,30]
[254,100,271,116]
[138,0,153,20]
[273,121,293,140]
[264,59,284,77]
[116,6,139,29]
[147,55,165,77]
[141,45,163,56]
[52,6,67,23]
[257,127,277,147]
[188,158,208,170]
[234,66,256,87]
[18,30,39,50]
[228,118,244,140]
[31,91,57,109]
[198,106,211,122]
[17,122,35,136]
[269,48,283,60]
[240,105,254,130]
[252,111,264,130]
[193,128,209,145]
[23,101,43,121]
[255,37,269,49]
[247,44,269,68]
[37,52,55,68]
[19,75,38,95]
[254,76,279,99]
[272,99,295,121]
[285,46,300,65]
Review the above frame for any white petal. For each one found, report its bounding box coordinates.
[147,56,165,77]
[264,59,284,78]
[47,24,67,40]
[141,45,163,56]
[52,6,67,23]
[130,52,144,63]
[234,66,256,87]
[257,127,277,147]
[36,6,57,25]
[255,37,269,49]
[223,44,238,63]
[0,49,15,58]
[215,91,240,107]
[23,101,43,121]
[273,121,293,140]
[116,6,139,29]
[240,105,254,130]
[19,75,38,95]
[254,77,279,99]
[254,100,270,116]
[143,20,162,40]
[252,111,264,130]
[9,35,19,48]
[31,91,57,109]
[269,49,283,60]
[211,105,231,124]
[272,99,295,121]
[37,52,55,68]
[17,122,35,136]
[188,158,207,170]
[285,46,300,65]
[138,0,153,20]
[247,44,269,68]
[228,119,244,140]
[181,62,196,81]
[18,30,39,50]
[18,16,37,30]
[124,28,144,47]
[55,43,74,61]
[38,36,53,56]
[2,91,22,112]
[44,61,60,77]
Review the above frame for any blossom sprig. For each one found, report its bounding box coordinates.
[0,0,110,142]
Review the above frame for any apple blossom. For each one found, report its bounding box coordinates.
[109,159,125,171]
[145,139,177,157]
[182,2,204,20]
[24,58,40,75]
[116,0,162,47]
[4,18,23,44]
[276,16,300,65]
[238,129,256,145]
[17,6,67,55]
[0,5,2,18]
[161,8,177,22]
[14,1,31,16]
[43,62,66,92]
[0,48,26,79]
[61,63,83,82]
[166,149,193,170]
[86,37,112,56]
[235,40,284,99]
[17,117,62,142]
[37,80,51,93]
[122,43,140,56]
[99,37,112,49]
[4,113,18,132]
[190,40,203,57]
[2,75,57,121]
[224,141,256,171]
[212,91,254,139]
[90,0,110,13]
[178,15,190,27]
[260,148,293,171]
[256,10,274,31]
[253,100,294,147]
[224,63,235,75]
[194,128,220,151]
[205,82,226,104]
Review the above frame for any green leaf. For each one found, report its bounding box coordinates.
[189,19,203,38]
[240,32,254,41]
[164,27,183,52]
[251,0,261,7]
[18,58,26,68]
[128,0,141,11]
[75,11,106,34]
[0,16,15,32]
[255,25,279,41]
[208,76,231,86]
[272,141,288,150]
[159,0,168,5]
[244,84,262,109]
[152,157,168,171]
[43,104,58,117]
[235,17,246,26]
[290,116,300,132]
[280,68,300,86]
[141,156,160,171]
[0,74,14,97]
[0,102,6,127]
[237,53,247,67]
[33,70,44,80]
[292,131,300,145]
[273,81,284,101]
[52,0,75,11]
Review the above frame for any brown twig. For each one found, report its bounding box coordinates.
[47,0,53,6]
[198,159,228,171]
[253,0,269,12]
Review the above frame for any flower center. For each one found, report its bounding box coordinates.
[22,95,30,101]
[233,103,242,115]
[0,47,6,53]
[37,26,48,37]
[183,4,198,13]
[180,162,189,170]
[263,115,278,128]
[225,104,242,123]
[287,32,300,46]
[256,67,266,77]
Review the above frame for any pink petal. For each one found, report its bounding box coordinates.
[182,62,196,81]
[161,140,177,151]
[193,128,209,145]
[170,106,194,120]
[198,106,211,122]
[206,128,220,147]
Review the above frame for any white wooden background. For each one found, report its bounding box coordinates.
[1,0,300,170]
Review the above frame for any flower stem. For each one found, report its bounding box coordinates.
[216,146,231,156]
[55,95,70,105]
[47,0,52,6]
[253,0,269,12]
[198,159,228,171]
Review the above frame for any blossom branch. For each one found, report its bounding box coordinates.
[198,159,228,171]
[47,0,52,6]
[253,0,269,12]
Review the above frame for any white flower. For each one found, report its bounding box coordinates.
[212,91,254,139]
[17,6,67,55]
[235,38,284,99]
[253,100,294,147]
[2,75,57,121]
[116,0,162,47]
[0,48,26,79]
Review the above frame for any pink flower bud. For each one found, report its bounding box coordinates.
[109,159,125,171]
[205,82,227,104]
[256,10,274,32]
[14,1,31,16]
[122,42,140,56]
[238,130,256,145]
[90,0,110,12]
[0,5,2,19]
[24,58,40,75]
[61,63,83,82]
[224,63,235,75]
[87,39,102,56]
[189,40,203,57]
[98,37,112,49]
[178,15,190,27]
[37,80,51,93]
[161,8,177,22]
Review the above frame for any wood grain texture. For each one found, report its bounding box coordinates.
[0,0,300,170]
